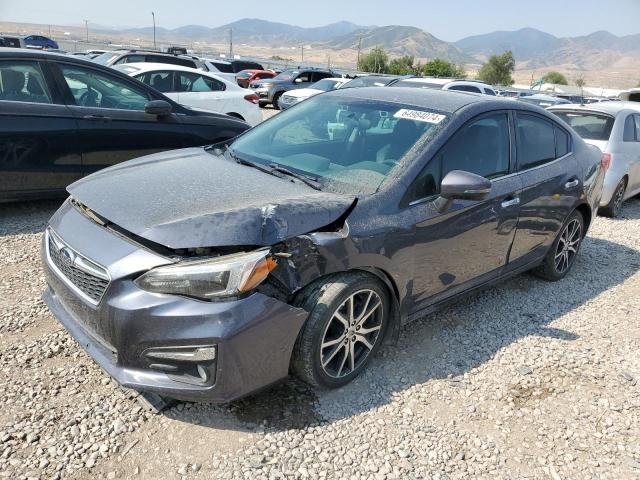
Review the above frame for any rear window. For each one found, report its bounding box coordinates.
[390,80,444,90]
[210,61,234,73]
[551,111,615,141]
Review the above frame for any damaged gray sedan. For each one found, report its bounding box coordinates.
[42,88,604,402]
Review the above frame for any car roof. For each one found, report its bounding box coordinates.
[325,86,516,113]
[116,62,234,84]
[548,101,640,116]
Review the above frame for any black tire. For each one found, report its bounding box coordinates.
[600,178,627,218]
[291,272,389,389]
[533,210,584,281]
[258,102,267,109]
[272,92,283,110]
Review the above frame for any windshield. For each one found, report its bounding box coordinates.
[91,51,120,65]
[273,69,299,81]
[311,79,340,91]
[228,95,448,195]
[551,111,615,141]
[340,76,393,89]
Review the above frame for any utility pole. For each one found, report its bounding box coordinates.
[301,45,304,63]
[229,28,233,58]
[151,12,156,49]
[356,33,362,71]
[83,20,89,43]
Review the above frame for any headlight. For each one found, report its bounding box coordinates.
[135,249,277,300]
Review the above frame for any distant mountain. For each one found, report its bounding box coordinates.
[330,26,475,63]
[123,18,366,45]
[454,28,561,60]
[454,27,640,68]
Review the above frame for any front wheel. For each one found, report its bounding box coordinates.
[291,273,389,389]
[600,178,626,218]
[533,210,584,281]
[272,92,283,110]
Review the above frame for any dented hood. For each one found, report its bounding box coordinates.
[67,148,355,249]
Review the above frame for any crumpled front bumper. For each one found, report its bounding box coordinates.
[41,200,308,403]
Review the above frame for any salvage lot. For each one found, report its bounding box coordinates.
[0,107,639,480]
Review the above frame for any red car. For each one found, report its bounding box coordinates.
[236,69,276,88]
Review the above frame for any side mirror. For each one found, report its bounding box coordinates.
[145,100,172,117]
[441,170,492,201]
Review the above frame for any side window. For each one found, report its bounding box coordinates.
[137,71,174,93]
[402,158,441,205]
[635,115,640,141]
[177,72,225,92]
[623,115,636,142]
[555,126,570,157]
[0,60,52,104]
[295,72,313,83]
[257,73,272,79]
[484,88,496,96]
[312,72,331,82]
[59,65,150,110]
[516,114,556,170]
[449,85,481,93]
[114,54,144,65]
[441,113,510,180]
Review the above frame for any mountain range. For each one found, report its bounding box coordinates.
[106,18,640,71]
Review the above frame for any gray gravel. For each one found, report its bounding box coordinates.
[1,154,639,478]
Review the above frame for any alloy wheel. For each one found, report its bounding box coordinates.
[319,289,384,379]
[554,219,582,274]
[613,182,626,215]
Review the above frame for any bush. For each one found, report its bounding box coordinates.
[358,47,389,74]
[422,59,466,78]
[478,51,515,86]
[543,71,568,85]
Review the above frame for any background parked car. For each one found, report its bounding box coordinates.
[250,67,335,109]
[391,77,497,95]
[620,88,640,102]
[236,69,276,88]
[279,77,349,109]
[92,49,208,71]
[519,94,571,108]
[0,36,24,48]
[116,63,262,126]
[549,102,640,217]
[0,48,249,202]
[23,35,58,50]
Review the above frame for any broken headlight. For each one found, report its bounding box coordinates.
[135,249,277,300]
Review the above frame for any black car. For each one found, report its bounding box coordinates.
[91,49,208,70]
[42,88,605,403]
[250,67,335,109]
[0,48,250,201]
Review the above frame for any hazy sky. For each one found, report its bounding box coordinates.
[1,0,639,41]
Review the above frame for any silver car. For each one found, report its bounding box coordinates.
[549,102,640,217]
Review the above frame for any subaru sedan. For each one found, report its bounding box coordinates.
[42,88,605,403]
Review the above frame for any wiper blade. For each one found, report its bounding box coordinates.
[228,149,277,176]
[268,164,321,190]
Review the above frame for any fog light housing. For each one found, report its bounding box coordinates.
[143,345,217,386]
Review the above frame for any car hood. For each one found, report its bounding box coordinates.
[67,148,355,249]
[285,88,322,98]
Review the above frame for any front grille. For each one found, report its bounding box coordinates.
[46,229,110,305]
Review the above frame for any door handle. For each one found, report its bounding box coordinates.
[501,197,520,208]
[564,179,580,189]
[82,114,112,122]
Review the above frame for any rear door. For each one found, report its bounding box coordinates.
[622,114,640,192]
[174,71,228,114]
[508,112,579,269]
[0,59,81,198]
[51,61,187,175]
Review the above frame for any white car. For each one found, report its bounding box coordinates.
[549,102,640,217]
[391,77,497,95]
[115,63,262,126]
[279,78,350,110]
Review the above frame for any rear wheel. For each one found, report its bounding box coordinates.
[600,178,626,218]
[291,272,389,389]
[533,210,584,281]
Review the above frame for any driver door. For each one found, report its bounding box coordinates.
[52,62,186,175]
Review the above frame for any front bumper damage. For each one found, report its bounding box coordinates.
[41,201,308,403]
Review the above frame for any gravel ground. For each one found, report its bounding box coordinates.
[1,118,639,478]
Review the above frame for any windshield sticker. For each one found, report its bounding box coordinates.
[394,109,446,124]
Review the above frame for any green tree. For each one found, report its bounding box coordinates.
[477,51,515,86]
[387,56,416,75]
[358,47,389,74]
[543,71,568,85]
[575,77,586,89]
[422,59,466,78]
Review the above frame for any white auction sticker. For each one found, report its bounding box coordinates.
[394,109,446,124]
